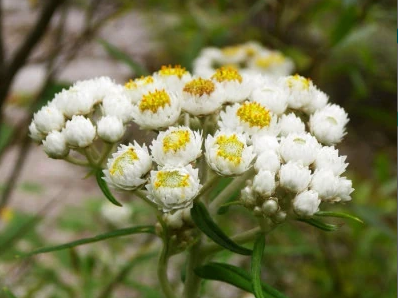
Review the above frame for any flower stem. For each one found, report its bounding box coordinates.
[183,240,203,298]
[134,189,158,210]
[158,241,176,298]
[97,143,115,168]
[65,155,89,167]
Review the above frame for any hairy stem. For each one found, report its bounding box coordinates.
[158,241,176,298]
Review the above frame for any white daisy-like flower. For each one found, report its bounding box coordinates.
[146,165,201,212]
[278,113,306,137]
[336,177,354,202]
[151,126,202,166]
[218,101,279,137]
[293,190,321,217]
[102,91,134,124]
[182,77,224,116]
[254,150,281,173]
[252,170,276,197]
[211,67,252,103]
[205,131,255,176]
[73,76,121,104]
[103,142,152,190]
[97,116,125,143]
[309,104,349,145]
[124,75,158,104]
[29,121,45,143]
[42,131,69,159]
[278,74,317,110]
[51,87,96,118]
[101,202,133,226]
[279,161,312,193]
[309,169,340,201]
[132,88,181,130]
[247,50,294,78]
[314,146,348,176]
[249,81,289,115]
[251,135,280,154]
[279,133,320,166]
[302,90,328,114]
[153,65,192,94]
[33,105,65,134]
[192,48,223,78]
[63,115,96,148]
[219,44,247,65]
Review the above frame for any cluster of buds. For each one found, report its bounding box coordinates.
[29,44,353,228]
[193,41,294,78]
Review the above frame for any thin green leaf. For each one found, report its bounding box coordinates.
[195,262,288,298]
[22,225,155,257]
[251,233,266,298]
[2,288,17,298]
[191,202,252,255]
[217,201,241,215]
[315,211,364,224]
[97,38,149,76]
[96,170,123,207]
[296,218,340,232]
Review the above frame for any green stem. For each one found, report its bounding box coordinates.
[183,240,203,298]
[97,143,115,168]
[158,240,176,298]
[83,147,97,167]
[65,155,89,167]
[134,189,158,210]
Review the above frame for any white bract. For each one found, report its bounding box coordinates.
[254,150,281,173]
[63,115,96,148]
[33,105,65,134]
[42,131,69,158]
[52,87,95,118]
[279,161,312,193]
[151,126,202,166]
[278,113,306,137]
[29,122,45,143]
[146,165,201,212]
[293,190,321,217]
[253,170,276,197]
[314,146,348,176]
[250,81,289,115]
[310,169,340,201]
[97,116,125,143]
[279,133,320,166]
[102,91,134,124]
[103,142,152,190]
[252,135,280,154]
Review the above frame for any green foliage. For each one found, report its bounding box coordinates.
[251,233,266,298]
[95,169,123,207]
[296,217,340,232]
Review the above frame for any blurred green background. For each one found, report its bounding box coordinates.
[0,0,396,297]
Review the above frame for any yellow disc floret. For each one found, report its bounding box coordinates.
[215,134,244,165]
[139,89,171,113]
[286,74,311,90]
[163,130,191,153]
[125,75,154,89]
[110,148,138,176]
[255,53,285,69]
[183,78,215,96]
[159,65,188,78]
[211,67,242,83]
[236,102,271,128]
[154,171,190,189]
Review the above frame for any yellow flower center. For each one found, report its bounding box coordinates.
[125,75,154,89]
[211,67,242,83]
[215,134,244,165]
[236,102,271,128]
[158,65,188,78]
[183,78,215,96]
[222,46,241,56]
[139,89,171,113]
[154,171,190,189]
[110,148,138,176]
[255,53,285,68]
[163,130,191,153]
[286,74,311,90]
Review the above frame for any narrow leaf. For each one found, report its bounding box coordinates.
[195,262,288,298]
[251,234,266,298]
[22,225,155,257]
[296,218,339,232]
[315,211,364,224]
[97,38,149,76]
[191,202,252,255]
[96,170,123,207]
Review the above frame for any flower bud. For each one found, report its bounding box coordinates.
[63,115,96,147]
[97,115,125,143]
[262,199,279,216]
[42,131,69,159]
[293,190,320,217]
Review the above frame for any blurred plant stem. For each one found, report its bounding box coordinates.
[183,239,203,298]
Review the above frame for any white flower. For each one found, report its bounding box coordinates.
[42,131,69,159]
[132,88,181,130]
[51,87,96,118]
[278,113,306,137]
[73,76,121,104]
[309,104,349,145]
[63,115,96,147]
[247,50,294,77]
[101,203,133,226]
[314,146,348,176]
[205,131,255,176]
[279,133,320,166]
[146,165,201,212]
[151,126,202,166]
[336,177,354,202]
[302,90,328,114]
[251,135,280,154]
[97,116,125,143]
[309,169,340,201]
[29,121,45,142]
[293,190,321,217]
[103,142,152,190]
[211,67,252,103]
[253,170,276,197]
[218,44,247,65]
[254,150,281,173]
[278,75,317,110]
[153,65,192,95]
[279,161,312,193]
[33,105,65,134]
[249,80,289,115]
[102,92,134,124]
[182,77,224,115]
[218,101,279,137]
[124,75,159,104]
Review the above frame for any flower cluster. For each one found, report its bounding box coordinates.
[30,61,353,222]
[193,41,294,79]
